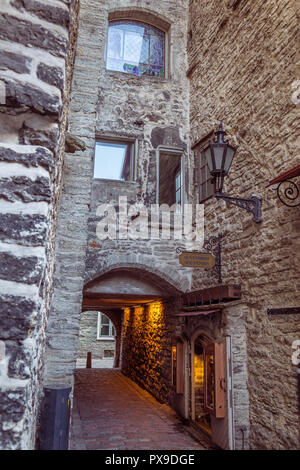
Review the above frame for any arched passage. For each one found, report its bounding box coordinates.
[81,264,185,393]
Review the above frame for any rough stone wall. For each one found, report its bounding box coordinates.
[44,0,193,389]
[77,311,115,359]
[43,0,103,388]
[188,0,300,449]
[84,0,193,289]
[120,298,250,449]
[0,0,79,450]
[121,301,176,404]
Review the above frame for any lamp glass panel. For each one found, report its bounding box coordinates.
[223,145,236,173]
[213,145,225,171]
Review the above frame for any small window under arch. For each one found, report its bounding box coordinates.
[106,20,166,78]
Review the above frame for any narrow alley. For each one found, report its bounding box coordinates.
[70,369,210,451]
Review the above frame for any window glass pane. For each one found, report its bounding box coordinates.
[201,184,206,201]
[101,325,110,336]
[107,28,123,59]
[107,21,165,78]
[207,179,213,196]
[94,142,131,180]
[175,172,181,190]
[101,313,109,325]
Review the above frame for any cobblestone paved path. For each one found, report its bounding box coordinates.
[70,369,208,450]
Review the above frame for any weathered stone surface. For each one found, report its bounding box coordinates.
[65,133,86,153]
[0,388,27,449]
[19,125,59,152]
[11,0,70,28]
[0,214,47,246]
[0,50,32,74]
[0,176,51,203]
[188,0,300,450]
[0,0,80,451]
[0,294,37,340]
[4,79,62,116]
[0,146,54,172]
[151,126,186,150]
[37,63,64,91]
[0,14,68,57]
[0,252,44,284]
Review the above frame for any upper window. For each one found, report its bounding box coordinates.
[158,150,183,209]
[106,20,166,78]
[94,140,134,181]
[193,133,215,203]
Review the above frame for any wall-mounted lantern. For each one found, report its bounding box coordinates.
[202,123,262,223]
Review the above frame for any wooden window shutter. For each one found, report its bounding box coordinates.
[214,342,225,418]
[204,342,226,418]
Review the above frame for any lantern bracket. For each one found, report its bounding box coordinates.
[215,191,262,223]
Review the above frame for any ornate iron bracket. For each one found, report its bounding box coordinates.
[203,234,222,284]
[215,191,262,223]
[274,179,300,207]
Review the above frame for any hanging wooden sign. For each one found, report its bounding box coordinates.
[179,252,216,269]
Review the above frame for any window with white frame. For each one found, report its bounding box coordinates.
[97,312,115,340]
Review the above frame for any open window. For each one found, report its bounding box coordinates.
[158,150,183,209]
[193,132,215,203]
[94,140,134,181]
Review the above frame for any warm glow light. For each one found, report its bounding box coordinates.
[194,354,204,388]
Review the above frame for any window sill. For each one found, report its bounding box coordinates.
[97,337,115,341]
[104,69,169,82]
[93,178,137,184]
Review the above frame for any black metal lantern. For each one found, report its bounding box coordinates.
[203,122,262,223]
[204,122,237,193]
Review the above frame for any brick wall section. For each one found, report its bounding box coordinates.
[188,0,300,449]
[0,0,79,450]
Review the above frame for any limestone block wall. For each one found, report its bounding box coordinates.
[85,179,193,293]
[43,0,104,388]
[121,301,176,404]
[0,0,79,450]
[187,0,300,449]
[44,0,193,389]
[121,298,250,450]
[83,0,194,295]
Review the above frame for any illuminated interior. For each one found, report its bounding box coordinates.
[194,336,212,435]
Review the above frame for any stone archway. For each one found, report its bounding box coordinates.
[84,254,192,295]
[82,263,186,372]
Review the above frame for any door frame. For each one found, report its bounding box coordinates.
[189,329,234,449]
